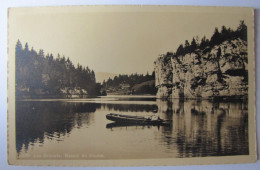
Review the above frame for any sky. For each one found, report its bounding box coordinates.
[8,6,250,75]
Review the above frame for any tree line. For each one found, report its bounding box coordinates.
[174,20,247,57]
[103,72,155,88]
[15,40,101,97]
[102,72,156,94]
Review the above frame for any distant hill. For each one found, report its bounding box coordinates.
[95,72,118,83]
[132,80,157,95]
[132,80,154,90]
[102,73,157,95]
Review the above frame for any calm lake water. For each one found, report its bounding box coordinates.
[16,95,249,160]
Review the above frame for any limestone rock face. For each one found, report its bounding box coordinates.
[154,38,248,99]
[154,53,173,98]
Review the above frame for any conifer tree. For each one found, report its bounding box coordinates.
[191,37,197,51]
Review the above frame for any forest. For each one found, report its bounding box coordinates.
[102,72,157,95]
[15,41,101,98]
[173,20,247,58]
[103,72,154,87]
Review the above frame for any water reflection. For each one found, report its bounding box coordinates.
[16,101,100,154]
[101,103,158,112]
[157,99,248,157]
[16,97,248,158]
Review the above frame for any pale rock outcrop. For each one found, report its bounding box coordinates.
[154,38,248,99]
[154,53,173,98]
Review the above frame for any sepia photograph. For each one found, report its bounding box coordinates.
[7,5,256,166]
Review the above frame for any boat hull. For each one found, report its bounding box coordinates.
[106,113,165,125]
[106,122,171,129]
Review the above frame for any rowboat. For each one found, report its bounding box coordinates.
[106,113,167,125]
[106,122,171,129]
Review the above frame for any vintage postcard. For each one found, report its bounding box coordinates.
[7,6,256,166]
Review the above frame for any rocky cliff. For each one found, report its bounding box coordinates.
[154,38,248,99]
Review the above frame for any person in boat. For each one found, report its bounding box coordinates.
[151,114,159,121]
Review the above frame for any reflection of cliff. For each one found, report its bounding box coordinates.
[154,38,248,99]
[16,102,100,154]
[157,99,248,157]
[156,100,173,120]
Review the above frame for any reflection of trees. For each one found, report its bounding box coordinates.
[157,99,248,157]
[102,104,157,112]
[16,101,100,154]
